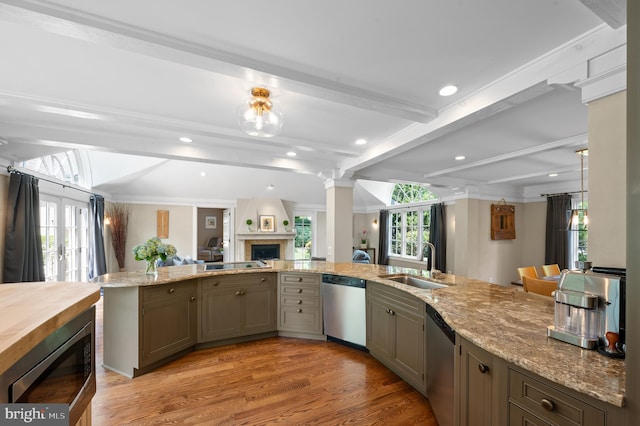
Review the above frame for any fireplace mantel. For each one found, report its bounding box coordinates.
[236,232,295,241]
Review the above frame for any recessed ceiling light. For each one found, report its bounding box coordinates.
[267,184,274,190]
[455,155,466,161]
[439,85,458,96]
[355,139,367,145]
[179,137,192,143]
[200,171,206,177]
[548,173,558,177]
[286,151,297,157]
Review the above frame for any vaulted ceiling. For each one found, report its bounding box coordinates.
[0,1,627,208]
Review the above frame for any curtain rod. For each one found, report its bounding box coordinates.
[6,165,99,197]
[540,190,588,197]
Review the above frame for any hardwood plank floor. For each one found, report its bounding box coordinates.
[92,296,438,425]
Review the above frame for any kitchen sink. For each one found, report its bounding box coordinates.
[203,260,270,271]
[380,274,448,290]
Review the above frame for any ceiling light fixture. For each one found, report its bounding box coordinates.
[355,138,367,145]
[179,137,192,143]
[455,155,466,161]
[439,85,458,96]
[567,149,588,230]
[548,173,558,177]
[238,87,283,137]
[267,184,274,190]
[286,151,297,157]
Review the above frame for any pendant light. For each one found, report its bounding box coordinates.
[567,149,588,230]
[237,87,283,137]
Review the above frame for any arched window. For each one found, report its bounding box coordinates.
[391,183,437,205]
[19,150,91,188]
[389,184,437,259]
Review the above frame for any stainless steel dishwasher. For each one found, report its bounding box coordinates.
[426,304,455,426]
[321,274,367,349]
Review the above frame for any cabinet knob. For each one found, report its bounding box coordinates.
[297,300,302,304]
[385,309,395,315]
[297,277,303,282]
[168,288,175,294]
[478,363,489,374]
[297,288,302,293]
[297,309,302,313]
[540,398,556,412]
[260,277,266,282]
[235,291,242,296]
[213,281,219,286]
[190,296,196,302]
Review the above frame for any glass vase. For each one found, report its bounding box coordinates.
[145,259,158,276]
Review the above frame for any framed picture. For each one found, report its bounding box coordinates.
[205,216,217,229]
[259,215,275,232]
[157,210,169,239]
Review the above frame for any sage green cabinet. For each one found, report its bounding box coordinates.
[277,272,323,336]
[455,336,623,426]
[199,273,276,342]
[366,281,426,395]
[140,281,198,367]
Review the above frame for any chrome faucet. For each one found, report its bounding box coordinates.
[419,242,440,277]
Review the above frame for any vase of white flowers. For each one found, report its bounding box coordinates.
[132,236,177,275]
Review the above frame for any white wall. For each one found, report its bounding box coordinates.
[588,91,626,267]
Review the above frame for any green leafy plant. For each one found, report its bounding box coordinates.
[246,219,253,226]
[283,220,289,227]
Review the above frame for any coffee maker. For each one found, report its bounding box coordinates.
[547,268,625,358]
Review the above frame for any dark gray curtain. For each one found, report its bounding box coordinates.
[3,172,45,283]
[545,194,571,270]
[88,194,107,280]
[377,210,389,265]
[429,203,447,271]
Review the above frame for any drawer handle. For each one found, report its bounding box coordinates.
[261,277,266,282]
[297,288,302,293]
[540,398,556,412]
[235,290,245,296]
[297,300,302,304]
[478,363,489,374]
[213,281,219,286]
[386,309,395,315]
[168,288,175,294]
[297,277,303,282]
[190,296,196,302]
[297,309,302,313]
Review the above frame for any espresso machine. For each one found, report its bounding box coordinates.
[547,268,625,358]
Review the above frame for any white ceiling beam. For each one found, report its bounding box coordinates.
[0,0,436,123]
[423,133,587,178]
[578,0,626,29]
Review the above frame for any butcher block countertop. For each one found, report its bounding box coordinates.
[0,281,101,376]
[93,260,626,407]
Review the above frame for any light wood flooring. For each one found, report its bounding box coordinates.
[92,297,437,425]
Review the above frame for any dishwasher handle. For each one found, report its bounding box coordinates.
[426,304,455,344]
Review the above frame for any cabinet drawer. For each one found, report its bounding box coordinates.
[280,284,320,297]
[508,369,605,426]
[280,295,321,308]
[280,273,321,285]
[142,281,195,301]
[201,273,274,289]
[367,282,424,316]
[279,306,322,333]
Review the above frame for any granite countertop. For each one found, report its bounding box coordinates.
[0,281,101,375]
[94,260,625,407]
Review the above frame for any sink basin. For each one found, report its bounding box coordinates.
[204,260,270,271]
[381,274,448,290]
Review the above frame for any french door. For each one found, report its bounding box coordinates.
[40,195,89,282]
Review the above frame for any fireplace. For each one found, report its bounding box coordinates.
[251,244,280,260]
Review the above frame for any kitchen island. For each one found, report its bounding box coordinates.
[94,260,625,414]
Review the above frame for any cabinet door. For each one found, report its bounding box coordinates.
[366,293,394,361]
[393,307,425,391]
[199,286,243,341]
[140,282,197,366]
[458,339,494,426]
[243,278,276,334]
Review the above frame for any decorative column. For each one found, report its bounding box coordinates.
[325,179,354,263]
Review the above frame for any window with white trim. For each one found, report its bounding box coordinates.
[388,184,437,260]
